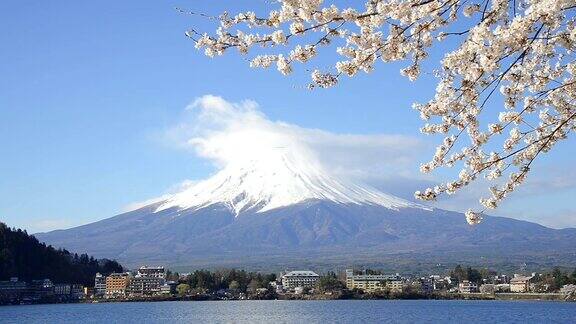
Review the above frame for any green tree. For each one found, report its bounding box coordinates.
[0,222,123,286]
[551,267,569,290]
[247,279,260,292]
[450,265,467,282]
[449,265,483,284]
[229,280,240,291]
[317,272,345,292]
[467,268,483,284]
[176,283,190,296]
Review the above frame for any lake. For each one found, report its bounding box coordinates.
[0,300,575,323]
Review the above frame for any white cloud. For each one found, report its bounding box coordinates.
[121,180,198,212]
[130,95,423,212]
[168,94,425,180]
[124,95,427,212]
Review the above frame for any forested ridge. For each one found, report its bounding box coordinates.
[0,222,123,286]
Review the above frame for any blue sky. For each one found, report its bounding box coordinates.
[1,0,575,232]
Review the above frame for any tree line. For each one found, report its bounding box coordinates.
[0,222,123,286]
[175,269,277,295]
[450,264,576,290]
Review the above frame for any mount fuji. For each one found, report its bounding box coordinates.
[156,148,421,215]
[35,149,576,271]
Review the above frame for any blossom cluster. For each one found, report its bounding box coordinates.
[190,0,576,225]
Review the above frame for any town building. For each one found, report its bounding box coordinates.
[94,273,106,296]
[0,278,56,303]
[560,284,576,295]
[54,283,71,296]
[137,266,166,279]
[429,275,451,291]
[1,278,85,304]
[0,278,27,303]
[54,283,84,300]
[495,283,511,292]
[28,279,54,300]
[71,284,84,299]
[492,274,510,284]
[510,274,534,293]
[270,281,284,294]
[458,280,479,293]
[105,273,131,297]
[160,281,177,295]
[479,284,495,294]
[417,279,433,294]
[128,276,165,296]
[388,280,404,293]
[345,269,402,292]
[127,266,167,296]
[281,271,319,290]
[83,286,94,298]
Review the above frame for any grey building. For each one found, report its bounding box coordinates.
[160,281,177,295]
[127,266,167,296]
[281,271,319,290]
[128,276,165,296]
[94,273,106,296]
[0,278,27,303]
[54,283,71,296]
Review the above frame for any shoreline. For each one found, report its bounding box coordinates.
[2,292,573,307]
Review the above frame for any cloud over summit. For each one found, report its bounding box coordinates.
[171,95,425,181]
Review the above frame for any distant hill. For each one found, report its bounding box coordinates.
[0,222,123,286]
[35,201,576,272]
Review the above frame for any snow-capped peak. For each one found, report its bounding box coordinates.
[155,149,422,215]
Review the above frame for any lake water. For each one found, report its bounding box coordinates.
[0,300,575,323]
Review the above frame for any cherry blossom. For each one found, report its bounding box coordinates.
[186,0,576,224]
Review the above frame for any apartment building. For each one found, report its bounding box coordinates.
[281,271,320,289]
[105,273,131,297]
[510,274,534,293]
[345,269,402,292]
[94,273,106,296]
[458,280,479,293]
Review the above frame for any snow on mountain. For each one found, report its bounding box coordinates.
[156,149,422,215]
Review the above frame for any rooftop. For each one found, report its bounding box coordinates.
[510,276,533,283]
[283,271,319,277]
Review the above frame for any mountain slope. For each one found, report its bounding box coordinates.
[35,201,576,270]
[156,149,420,215]
[34,150,576,270]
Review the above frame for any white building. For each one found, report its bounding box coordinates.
[387,280,404,293]
[495,283,510,292]
[281,271,319,290]
[137,266,166,279]
[560,284,576,295]
[458,280,479,293]
[510,274,534,293]
[479,284,495,294]
[127,266,167,296]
